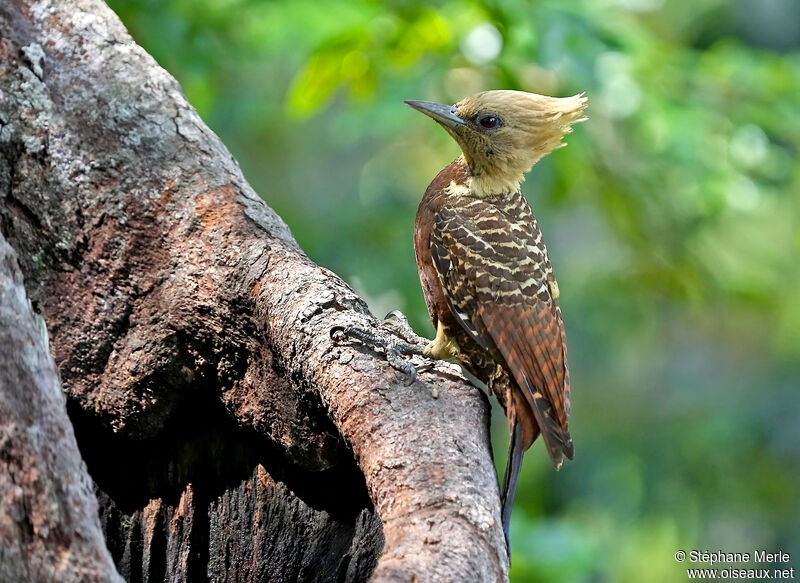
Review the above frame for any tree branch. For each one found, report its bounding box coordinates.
[0,0,509,580]
[0,234,123,582]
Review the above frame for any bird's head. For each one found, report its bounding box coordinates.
[406,90,587,196]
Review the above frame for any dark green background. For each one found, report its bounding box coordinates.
[105,0,800,580]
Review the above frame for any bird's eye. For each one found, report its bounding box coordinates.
[478,115,499,129]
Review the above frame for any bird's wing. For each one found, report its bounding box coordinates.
[431,203,573,464]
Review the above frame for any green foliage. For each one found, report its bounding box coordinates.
[107,0,800,580]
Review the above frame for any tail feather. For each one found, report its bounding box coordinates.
[501,412,525,560]
[522,372,573,468]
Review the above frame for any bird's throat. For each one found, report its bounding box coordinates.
[468,173,522,198]
[458,154,523,198]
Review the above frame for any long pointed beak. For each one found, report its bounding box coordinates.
[405,100,466,130]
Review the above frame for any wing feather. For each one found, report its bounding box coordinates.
[431,199,572,463]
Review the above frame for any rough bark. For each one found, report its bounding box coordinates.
[0,0,509,581]
[0,235,123,582]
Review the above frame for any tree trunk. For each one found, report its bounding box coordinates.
[0,235,123,583]
[0,1,509,581]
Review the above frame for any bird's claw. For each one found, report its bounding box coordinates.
[331,317,432,388]
[330,325,347,342]
[386,347,418,385]
[380,310,425,346]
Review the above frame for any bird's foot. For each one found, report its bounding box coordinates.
[380,310,427,346]
[331,312,434,389]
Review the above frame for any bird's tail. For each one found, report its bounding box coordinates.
[500,409,525,559]
[521,372,574,470]
[534,395,574,470]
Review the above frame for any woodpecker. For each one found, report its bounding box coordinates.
[405,90,587,550]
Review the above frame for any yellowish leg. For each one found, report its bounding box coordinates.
[423,321,462,360]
